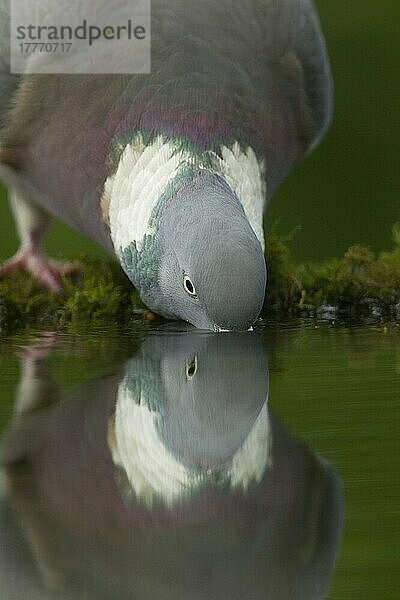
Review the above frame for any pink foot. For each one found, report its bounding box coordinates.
[0,248,80,293]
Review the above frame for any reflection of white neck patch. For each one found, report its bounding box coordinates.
[110,382,272,507]
[102,135,266,256]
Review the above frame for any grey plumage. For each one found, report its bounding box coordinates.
[0,0,332,189]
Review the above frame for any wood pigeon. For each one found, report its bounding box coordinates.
[0,0,332,329]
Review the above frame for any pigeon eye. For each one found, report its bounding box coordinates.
[185,355,198,379]
[183,274,197,297]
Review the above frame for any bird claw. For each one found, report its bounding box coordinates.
[0,248,80,293]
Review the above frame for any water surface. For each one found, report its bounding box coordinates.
[0,321,398,599]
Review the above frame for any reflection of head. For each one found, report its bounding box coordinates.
[110,332,271,505]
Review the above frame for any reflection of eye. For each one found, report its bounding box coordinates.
[183,274,197,297]
[185,355,198,379]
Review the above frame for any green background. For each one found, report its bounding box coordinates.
[0,0,399,262]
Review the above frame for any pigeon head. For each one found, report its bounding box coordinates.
[107,139,267,330]
[143,170,266,330]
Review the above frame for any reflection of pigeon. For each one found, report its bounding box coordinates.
[110,332,271,505]
[0,330,342,599]
[0,0,332,329]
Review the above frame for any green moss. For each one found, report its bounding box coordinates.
[0,257,145,332]
[0,226,399,331]
[264,222,400,320]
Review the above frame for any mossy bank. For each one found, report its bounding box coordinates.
[1,224,399,332]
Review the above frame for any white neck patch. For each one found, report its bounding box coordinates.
[102,135,266,256]
[220,142,266,251]
[110,382,271,507]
